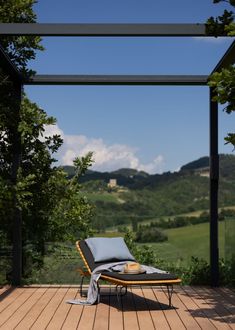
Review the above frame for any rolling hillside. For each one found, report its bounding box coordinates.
[63,154,235,230]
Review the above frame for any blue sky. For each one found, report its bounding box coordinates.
[25,0,235,173]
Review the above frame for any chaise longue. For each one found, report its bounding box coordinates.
[76,238,181,307]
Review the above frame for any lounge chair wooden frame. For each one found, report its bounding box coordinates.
[76,240,181,307]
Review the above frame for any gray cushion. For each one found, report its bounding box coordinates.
[85,237,135,262]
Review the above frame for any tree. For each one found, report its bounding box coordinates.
[207,1,235,147]
[0,1,94,278]
[46,153,94,243]
[0,0,44,75]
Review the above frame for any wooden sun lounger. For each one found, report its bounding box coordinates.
[76,240,181,307]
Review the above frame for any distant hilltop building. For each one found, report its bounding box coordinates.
[108,179,117,188]
[194,167,210,177]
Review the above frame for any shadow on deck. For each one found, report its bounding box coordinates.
[0,285,234,329]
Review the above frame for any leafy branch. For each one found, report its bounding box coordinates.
[207,1,235,147]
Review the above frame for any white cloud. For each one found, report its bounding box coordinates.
[43,124,165,174]
[43,124,64,138]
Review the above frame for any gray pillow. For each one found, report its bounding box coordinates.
[85,237,135,262]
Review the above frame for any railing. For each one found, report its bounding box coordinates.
[225,217,235,261]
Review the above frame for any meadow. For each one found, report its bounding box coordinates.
[99,222,225,266]
[24,221,228,284]
[145,222,225,266]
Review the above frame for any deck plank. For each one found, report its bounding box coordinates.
[141,287,170,330]
[109,288,124,330]
[1,287,46,330]
[153,286,187,330]
[15,287,59,330]
[0,287,26,313]
[77,303,97,330]
[30,287,67,330]
[186,286,232,330]
[0,286,10,295]
[0,287,37,327]
[14,287,52,330]
[46,287,78,330]
[195,286,235,330]
[92,286,110,330]
[168,286,201,330]
[60,288,83,330]
[132,287,155,330]
[70,284,97,330]
[217,288,235,308]
[181,286,221,329]
[122,289,139,330]
[175,286,222,329]
[219,288,235,301]
[0,285,234,329]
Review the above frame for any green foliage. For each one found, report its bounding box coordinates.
[22,242,84,284]
[46,153,95,242]
[0,0,44,74]
[125,228,235,286]
[135,225,168,243]
[207,1,235,147]
[208,66,235,114]
[124,229,157,265]
[79,154,235,231]
[183,257,211,285]
[157,211,210,229]
[206,9,234,36]
[0,1,95,282]
[19,151,94,278]
[181,156,209,171]
[208,66,235,147]
[181,256,235,286]
[219,257,235,286]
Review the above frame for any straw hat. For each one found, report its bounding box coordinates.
[123,262,143,274]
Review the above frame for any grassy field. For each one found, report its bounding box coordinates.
[98,222,225,267]
[137,205,235,226]
[146,222,225,266]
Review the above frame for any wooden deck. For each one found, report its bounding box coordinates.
[0,285,234,329]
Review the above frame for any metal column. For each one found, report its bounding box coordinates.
[11,82,23,286]
[209,87,219,287]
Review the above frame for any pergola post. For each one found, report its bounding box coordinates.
[11,82,23,286]
[209,86,219,287]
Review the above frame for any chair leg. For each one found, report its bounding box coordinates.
[79,275,86,297]
[97,282,101,304]
[166,285,173,307]
[115,285,127,310]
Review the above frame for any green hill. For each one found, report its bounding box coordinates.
[62,154,235,230]
[180,156,209,171]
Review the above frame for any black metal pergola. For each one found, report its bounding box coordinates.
[0,23,235,287]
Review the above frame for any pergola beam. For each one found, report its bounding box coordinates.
[211,40,235,74]
[0,23,208,37]
[25,74,208,86]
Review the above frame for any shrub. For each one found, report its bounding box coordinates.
[182,256,211,285]
[135,226,168,243]
[125,229,235,286]
[124,229,157,265]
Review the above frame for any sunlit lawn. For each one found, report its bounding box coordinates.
[98,222,225,266]
[140,222,225,266]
